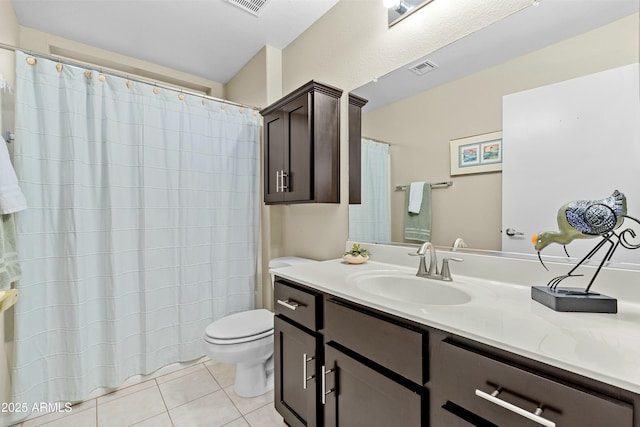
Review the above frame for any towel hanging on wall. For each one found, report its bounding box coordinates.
[408,181,425,214]
[404,184,432,242]
[0,135,27,214]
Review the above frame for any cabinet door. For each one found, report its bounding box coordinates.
[323,344,426,427]
[283,93,312,202]
[274,315,319,427]
[264,111,285,203]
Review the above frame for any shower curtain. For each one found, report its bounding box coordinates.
[10,51,260,412]
[348,138,390,243]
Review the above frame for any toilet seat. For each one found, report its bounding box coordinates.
[204,308,273,345]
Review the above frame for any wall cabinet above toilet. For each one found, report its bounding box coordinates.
[261,81,342,205]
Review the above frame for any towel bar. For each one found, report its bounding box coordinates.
[395,181,452,191]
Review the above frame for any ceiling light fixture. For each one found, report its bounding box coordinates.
[385,0,435,27]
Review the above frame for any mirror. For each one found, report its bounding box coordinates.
[349,1,640,260]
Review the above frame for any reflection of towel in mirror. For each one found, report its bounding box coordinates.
[0,214,21,290]
[404,184,432,242]
[408,182,425,214]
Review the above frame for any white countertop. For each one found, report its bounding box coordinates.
[273,256,640,395]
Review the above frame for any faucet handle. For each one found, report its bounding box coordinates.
[441,257,463,281]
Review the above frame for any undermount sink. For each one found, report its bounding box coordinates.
[346,271,471,306]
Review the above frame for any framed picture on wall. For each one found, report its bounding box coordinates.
[450,131,502,176]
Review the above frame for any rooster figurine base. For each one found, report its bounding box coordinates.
[531,286,617,313]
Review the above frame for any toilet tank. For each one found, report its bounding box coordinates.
[269,257,316,288]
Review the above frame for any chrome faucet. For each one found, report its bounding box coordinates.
[410,242,463,281]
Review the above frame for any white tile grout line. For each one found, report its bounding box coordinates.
[155,375,176,427]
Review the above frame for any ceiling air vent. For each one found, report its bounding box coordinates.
[225,0,270,16]
[408,60,438,76]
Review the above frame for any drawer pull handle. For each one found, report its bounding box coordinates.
[475,389,556,427]
[302,353,315,390]
[276,299,304,310]
[321,365,335,405]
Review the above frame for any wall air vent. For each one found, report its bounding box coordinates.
[225,0,270,16]
[408,60,438,76]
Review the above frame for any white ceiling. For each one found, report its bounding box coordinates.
[10,0,339,84]
[353,0,640,112]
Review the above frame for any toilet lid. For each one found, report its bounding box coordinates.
[205,309,273,341]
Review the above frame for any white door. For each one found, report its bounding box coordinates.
[502,64,640,264]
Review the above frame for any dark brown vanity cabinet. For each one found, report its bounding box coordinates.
[261,81,342,205]
[274,279,323,427]
[273,277,639,427]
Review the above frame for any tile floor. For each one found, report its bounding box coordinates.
[11,359,286,427]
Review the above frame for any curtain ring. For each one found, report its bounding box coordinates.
[153,87,160,95]
[98,74,106,82]
[56,63,63,72]
[178,93,185,101]
[26,57,37,65]
[84,71,92,79]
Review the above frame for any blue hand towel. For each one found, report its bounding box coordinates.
[404,184,432,242]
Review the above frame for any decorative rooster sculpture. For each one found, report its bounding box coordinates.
[532,190,640,293]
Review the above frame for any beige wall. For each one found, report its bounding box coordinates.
[0,1,18,88]
[363,14,639,250]
[259,0,532,265]
[19,26,225,98]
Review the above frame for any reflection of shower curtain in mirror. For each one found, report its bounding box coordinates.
[349,138,390,243]
[10,50,260,418]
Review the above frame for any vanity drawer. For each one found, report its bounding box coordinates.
[436,339,633,427]
[324,299,427,385]
[274,279,321,331]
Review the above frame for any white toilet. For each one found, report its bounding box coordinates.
[203,257,315,398]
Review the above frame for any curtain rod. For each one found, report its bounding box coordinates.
[0,42,260,111]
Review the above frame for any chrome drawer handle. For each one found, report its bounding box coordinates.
[281,171,288,191]
[276,299,303,311]
[275,170,281,193]
[475,389,555,427]
[302,353,315,390]
[321,365,335,405]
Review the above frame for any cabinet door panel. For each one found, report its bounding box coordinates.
[324,345,426,427]
[325,299,426,385]
[284,93,312,202]
[264,112,285,203]
[274,316,318,427]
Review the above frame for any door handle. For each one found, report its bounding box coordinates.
[505,228,524,237]
[475,388,555,427]
[276,299,304,311]
[275,170,281,193]
[321,365,335,405]
[302,353,315,389]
